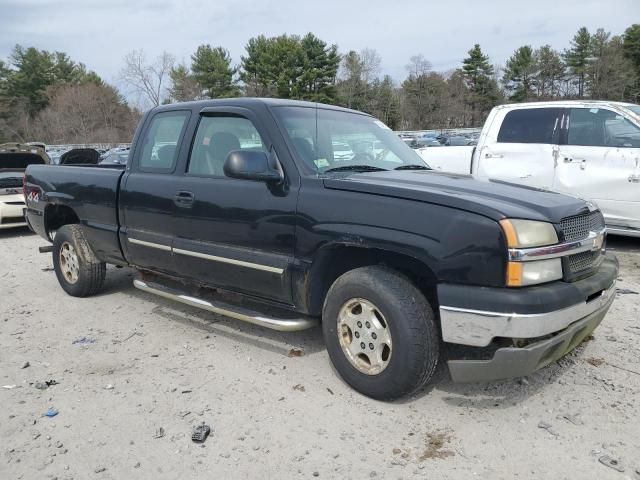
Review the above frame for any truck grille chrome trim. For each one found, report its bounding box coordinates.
[508,228,605,262]
[173,247,284,274]
[128,237,172,251]
[133,279,317,332]
[439,280,616,347]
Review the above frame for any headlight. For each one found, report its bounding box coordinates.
[507,258,563,287]
[500,219,558,248]
[501,219,562,287]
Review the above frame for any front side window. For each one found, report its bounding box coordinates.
[497,108,562,144]
[568,108,640,148]
[139,111,189,172]
[272,107,427,174]
[188,115,266,176]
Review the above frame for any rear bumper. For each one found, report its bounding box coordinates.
[439,253,618,382]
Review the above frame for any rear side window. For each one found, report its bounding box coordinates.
[188,115,266,177]
[138,111,190,172]
[497,108,562,144]
[568,108,640,148]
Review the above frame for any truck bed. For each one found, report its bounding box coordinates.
[25,164,126,264]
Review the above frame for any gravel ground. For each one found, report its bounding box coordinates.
[1,227,639,480]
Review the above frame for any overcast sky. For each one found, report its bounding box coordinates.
[1,0,637,92]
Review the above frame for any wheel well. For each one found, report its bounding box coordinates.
[306,245,438,317]
[44,204,80,239]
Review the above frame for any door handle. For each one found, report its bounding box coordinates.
[564,157,586,169]
[485,153,504,159]
[629,174,640,183]
[519,173,532,179]
[174,191,194,207]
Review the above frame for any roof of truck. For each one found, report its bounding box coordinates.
[152,97,369,116]
[496,100,638,109]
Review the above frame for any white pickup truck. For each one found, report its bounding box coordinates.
[419,101,640,237]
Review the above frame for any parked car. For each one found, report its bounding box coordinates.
[419,101,640,237]
[100,151,130,165]
[25,98,617,399]
[59,148,101,165]
[0,143,49,229]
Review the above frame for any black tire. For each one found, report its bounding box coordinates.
[52,224,106,297]
[322,266,439,400]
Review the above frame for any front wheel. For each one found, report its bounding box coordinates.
[322,266,439,400]
[52,224,106,297]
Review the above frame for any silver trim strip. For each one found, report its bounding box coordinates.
[128,238,172,251]
[172,247,284,274]
[133,279,316,331]
[440,280,616,347]
[127,237,284,274]
[509,228,606,262]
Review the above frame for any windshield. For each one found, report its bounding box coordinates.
[273,106,429,174]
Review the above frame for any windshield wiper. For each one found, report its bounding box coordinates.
[324,165,388,173]
[394,164,430,171]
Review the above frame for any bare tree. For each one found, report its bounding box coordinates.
[120,50,175,108]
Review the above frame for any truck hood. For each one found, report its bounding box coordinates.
[323,170,589,223]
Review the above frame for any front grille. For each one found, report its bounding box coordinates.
[0,178,22,189]
[559,210,606,281]
[560,211,605,242]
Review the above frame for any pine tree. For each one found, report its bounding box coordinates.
[502,46,538,101]
[535,45,565,98]
[191,45,239,99]
[563,27,592,97]
[462,44,499,126]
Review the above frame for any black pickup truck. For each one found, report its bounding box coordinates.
[25,98,618,399]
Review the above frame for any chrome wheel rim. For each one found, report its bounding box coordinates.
[59,241,79,284]
[337,298,392,375]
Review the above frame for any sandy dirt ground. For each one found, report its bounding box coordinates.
[1,227,639,480]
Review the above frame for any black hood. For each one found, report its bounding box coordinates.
[323,170,589,223]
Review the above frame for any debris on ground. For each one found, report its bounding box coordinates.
[288,348,304,357]
[537,421,559,437]
[154,427,165,439]
[21,361,30,369]
[616,288,638,295]
[94,466,107,473]
[72,336,96,345]
[34,381,48,390]
[104,384,114,390]
[326,387,334,395]
[2,385,18,389]
[293,384,305,392]
[419,431,454,460]
[599,455,625,472]
[191,422,211,443]
[585,357,605,367]
[560,413,584,426]
[44,408,58,417]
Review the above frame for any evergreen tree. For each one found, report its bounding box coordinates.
[535,45,565,98]
[622,24,640,101]
[563,27,592,97]
[462,44,499,125]
[191,45,239,98]
[169,64,202,102]
[502,46,538,101]
[240,33,340,102]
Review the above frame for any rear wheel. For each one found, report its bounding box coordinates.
[52,224,106,297]
[322,266,439,400]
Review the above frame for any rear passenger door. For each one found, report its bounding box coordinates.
[476,107,562,189]
[555,107,640,230]
[119,110,190,274]
[171,109,297,304]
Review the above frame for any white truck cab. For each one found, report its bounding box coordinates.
[420,101,640,237]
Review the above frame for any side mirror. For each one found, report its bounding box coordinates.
[223,150,284,183]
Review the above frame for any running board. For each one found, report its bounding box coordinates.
[133,279,318,332]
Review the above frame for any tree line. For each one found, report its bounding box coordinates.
[1,24,639,144]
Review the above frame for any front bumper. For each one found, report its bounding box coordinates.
[0,194,27,229]
[439,253,618,382]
